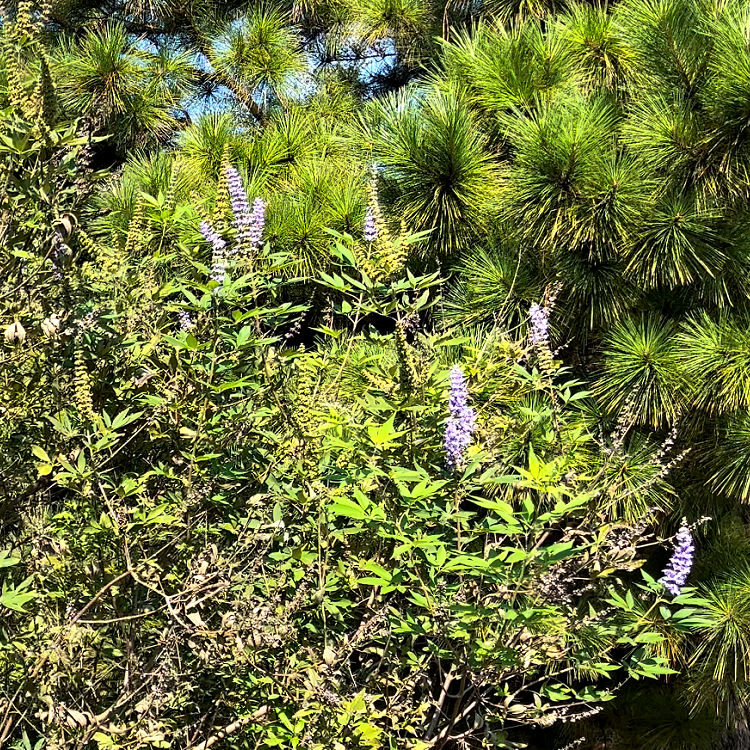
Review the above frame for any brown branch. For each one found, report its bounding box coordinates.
[0,569,134,746]
[188,706,272,749]
[194,69,266,125]
[185,15,266,125]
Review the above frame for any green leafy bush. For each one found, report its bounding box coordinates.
[2,2,750,748]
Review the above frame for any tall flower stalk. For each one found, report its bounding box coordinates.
[200,220,227,283]
[364,206,377,242]
[225,166,266,254]
[178,310,194,331]
[444,365,476,471]
[248,197,266,249]
[226,166,251,253]
[659,521,695,596]
[528,302,550,346]
[527,290,561,381]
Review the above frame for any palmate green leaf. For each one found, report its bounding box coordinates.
[131,504,179,526]
[366,414,405,447]
[360,560,392,581]
[108,408,144,431]
[470,496,519,527]
[444,553,491,572]
[329,496,385,522]
[628,658,678,679]
[0,549,20,569]
[0,577,35,612]
[30,445,50,463]
[397,477,449,500]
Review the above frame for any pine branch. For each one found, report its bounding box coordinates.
[187,17,267,125]
[193,67,266,124]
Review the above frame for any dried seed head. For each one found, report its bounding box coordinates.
[41,313,61,336]
[55,214,76,239]
[4,321,26,343]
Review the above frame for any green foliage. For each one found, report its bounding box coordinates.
[593,683,723,750]
[676,312,750,415]
[687,569,750,720]
[443,239,542,329]
[54,23,186,152]
[362,85,500,254]
[705,414,750,503]
[596,314,684,428]
[211,6,306,103]
[4,1,750,748]
[0,112,698,747]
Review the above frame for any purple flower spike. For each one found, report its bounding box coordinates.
[528,302,549,345]
[660,522,695,596]
[364,207,377,242]
[444,365,476,471]
[200,220,227,284]
[225,166,251,252]
[178,310,194,331]
[226,166,250,220]
[224,166,266,252]
[249,197,266,249]
[199,220,226,252]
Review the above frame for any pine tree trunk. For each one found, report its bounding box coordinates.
[721,717,750,750]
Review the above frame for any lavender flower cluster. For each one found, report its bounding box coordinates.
[364,207,377,242]
[659,521,695,596]
[225,166,266,253]
[444,365,476,471]
[249,197,266,247]
[528,302,549,345]
[178,310,194,331]
[199,220,227,283]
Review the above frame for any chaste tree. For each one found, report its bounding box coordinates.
[2,0,750,749]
